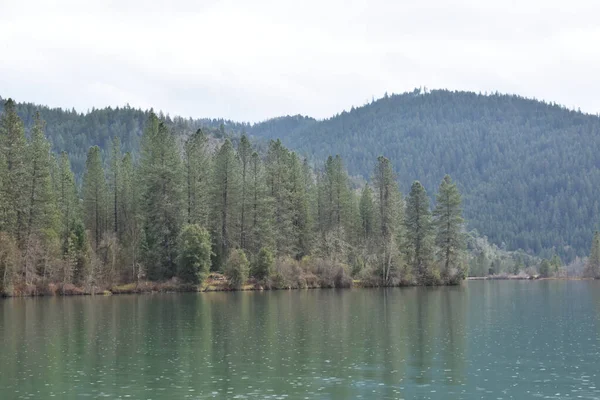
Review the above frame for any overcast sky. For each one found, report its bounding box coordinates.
[1,0,599,122]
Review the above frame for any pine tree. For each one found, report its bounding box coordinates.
[139,112,184,280]
[372,156,404,284]
[433,175,466,283]
[82,146,108,250]
[210,139,241,267]
[56,152,80,254]
[405,181,435,284]
[238,135,253,250]
[289,153,312,259]
[253,247,274,282]
[359,185,375,243]
[247,152,274,255]
[183,129,210,226]
[119,152,143,281]
[25,113,58,239]
[0,99,28,243]
[265,139,294,256]
[317,155,354,261]
[108,137,121,237]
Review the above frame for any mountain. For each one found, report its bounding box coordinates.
[2,89,599,260]
[246,90,600,261]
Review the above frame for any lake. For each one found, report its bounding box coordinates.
[1,281,600,399]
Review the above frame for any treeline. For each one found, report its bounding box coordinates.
[0,99,467,295]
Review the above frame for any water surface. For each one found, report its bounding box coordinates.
[1,281,600,399]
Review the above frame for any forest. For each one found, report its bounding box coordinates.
[0,99,471,296]
[2,90,600,262]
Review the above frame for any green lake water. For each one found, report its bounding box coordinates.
[1,281,600,399]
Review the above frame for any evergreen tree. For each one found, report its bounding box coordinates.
[288,153,312,259]
[177,224,212,284]
[359,185,375,243]
[538,259,551,278]
[405,181,435,284]
[119,152,143,281]
[210,139,241,267]
[253,247,274,282]
[372,156,404,284]
[82,146,108,250]
[56,152,80,253]
[238,135,253,250]
[225,249,249,289]
[0,99,28,243]
[247,152,274,255]
[265,139,294,256]
[433,175,466,283]
[25,113,58,239]
[139,112,184,280]
[108,137,121,237]
[183,129,210,226]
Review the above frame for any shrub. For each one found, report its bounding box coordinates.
[272,257,307,289]
[225,249,250,289]
[538,259,551,278]
[252,247,274,282]
[176,224,212,284]
[310,258,353,288]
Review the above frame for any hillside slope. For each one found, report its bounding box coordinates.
[247,90,600,260]
[2,90,599,259]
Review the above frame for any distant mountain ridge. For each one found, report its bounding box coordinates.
[2,89,599,260]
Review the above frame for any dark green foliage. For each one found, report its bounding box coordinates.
[5,91,599,260]
[405,181,435,284]
[25,113,58,239]
[184,129,211,226]
[0,99,28,243]
[210,139,241,267]
[139,113,183,280]
[0,96,482,292]
[372,156,405,284]
[245,90,600,260]
[224,249,249,289]
[433,175,467,283]
[252,247,274,282]
[177,224,212,284]
[538,259,551,278]
[246,152,274,255]
[82,146,107,249]
[265,139,295,255]
[56,152,80,253]
[359,185,375,243]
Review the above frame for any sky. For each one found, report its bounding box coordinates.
[1,0,599,122]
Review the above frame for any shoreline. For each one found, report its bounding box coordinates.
[467,276,593,281]
[2,275,596,298]
[1,273,461,298]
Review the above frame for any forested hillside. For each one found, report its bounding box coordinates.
[2,90,599,260]
[246,90,600,260]
[0,98,240,179]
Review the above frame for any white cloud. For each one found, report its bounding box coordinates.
[1,0,599,121]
